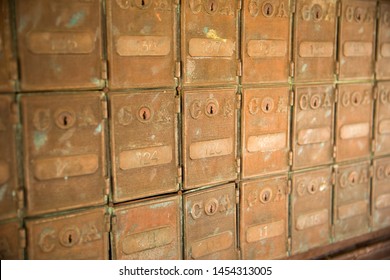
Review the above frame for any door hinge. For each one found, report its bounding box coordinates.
[288,237,292,252]
[175,62,181,78]
[291,1,296,14]
[238,0,242,10]
[337,1,342,17]
[19,228,26,249]
[104,178,110,196]
[236,94,242,110]
[177,166,183,186]
[331,225,336,239]
[289,61,295,77]
[101,60,108,80]
[333,145,337,159]
[175,95,181,114]
[289,151,293,166]
[104,213,111,233]
[101,99,108,119]
[369,165,374,178]
[334,88,339,103]
[290,90,295,106]
[332,170,337,185]
[236,158,241,174]
[335,61,340,75]
[9,59,18,81]
[236,188,240,204]
[17,189,24,210]
[11,102,19,125]
[237,60,242,77]
[377,5,381,20]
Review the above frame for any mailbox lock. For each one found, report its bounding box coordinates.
[260,188,272,203]
[262,2,274,17]
[355,8,363,23]
[59,226,80,248]
[261,97,274,113]
[205,99,219,117]
[312,4,323,21]
[138,106,153,122]
[55,110,76,129]
[308,180,318,194]
[205,198,219,216]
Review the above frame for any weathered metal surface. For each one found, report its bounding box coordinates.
[240,175,288,260]
[106,0,177,89]
[241,87,290,179]
[242,0,290,84]
[184,183,237,259]
[291,167,332,255]
[294,0,337,82]
[0,0,17,92]
[377,1,390,80]
[0,95,18,221]
[26,207,109,260]
[335,83,373,162]
[375,82,390,156]
[181,0,239,86]
[16,0,104,91]
[334,161,370,242]
[21,93,107,216]
[338,0,376,80]
[373,157,390,231]
[292,85,334,170]
[109,90,178,202]
[0,220,23,260]
[183,88,237,189]
[111,195,181,260]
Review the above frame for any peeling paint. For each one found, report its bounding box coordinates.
[34,131,47,151]
[66,11,85,28]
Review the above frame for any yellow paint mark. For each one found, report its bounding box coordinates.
[206,29,227,42]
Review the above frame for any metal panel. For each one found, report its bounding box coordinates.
[242,87,290,179]
[373,157,390,231]
[183,88,238,190]
[109,91,179,202]
[335,83,373,162]
[240,175,288,260]
[377,1,390,80]
[181,0,239,86]
[338,0,376,80]
[0,0,17,92]
[106,0,177,89]
[375,82,390,156]
[26,207,109,260]
[294,0,337,82]
[291,167,332,255]
[111,195,181,260]
[0,95,18,220]
[21,93,107,216]
[292,85,335,170]
[0,220,23,260]
[16,0,104,91]
[334,161,370,242]
[184,183,237,259]
[241,0,290,84]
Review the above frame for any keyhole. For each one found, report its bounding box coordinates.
[141,0,145,6]
[316,11,319,19]
[357,13,361,20]
[68,234,72,244]
[311,185,315,192]
[63,116,68,126]
[210,2,214,11]
[354,97,358,103]
[314,100,317,107]
[265,103,269,111]
[142,110,147,120]
[209,204,214,213]
[266,6,270,15]
[209,105,214,115]
[263,192,269,201]
[351,177,355,184]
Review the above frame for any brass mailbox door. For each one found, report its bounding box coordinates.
[0,95,18,220]
[373,157,390,230]
[21,93,108,216]
[26,207,109,260]
[335,84,373,162]
[294,0,337,83]
[338,0,376,80]
[184,183,237,260]
[240,175,288,260]
[16,0,104,91]
[242,0,290,84]
[111,195,181,260]
[0,0,17,92]
[183,88,238,190]
[109,91,179,202]
[181,0,239,86]
[291,167,332,255]
[375,82,390,156]
[292,85,334,170]
[0,221,23,260]
[334,162,370,242]
[242,87,290,179]
[106,0,177,89]
[377,1,390,80]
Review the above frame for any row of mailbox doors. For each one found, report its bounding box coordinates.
[2,159,390,260]
[1,82,390,219]
[1,0,390,92]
